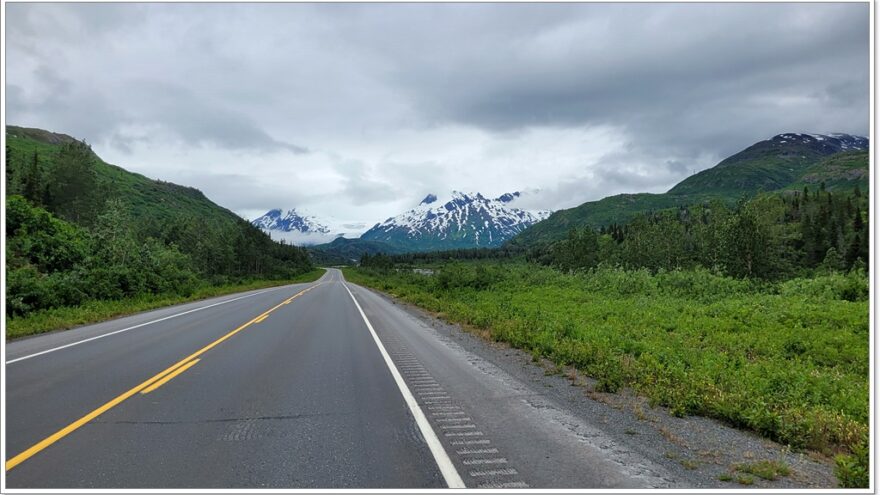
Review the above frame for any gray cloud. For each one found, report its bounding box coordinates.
[175,171,322,214]
[120,80,308,154]
[5,3,869,226]
[329,156,399,206]
[354,3,868,158]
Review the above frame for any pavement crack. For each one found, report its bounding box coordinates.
[92,412,352,425]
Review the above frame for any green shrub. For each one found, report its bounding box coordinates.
[778,271,868,302]
[578,265,657,295]
[6,195,90,273]
[835,435,869,488]
[654,267,754,301]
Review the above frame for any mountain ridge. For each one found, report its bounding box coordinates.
[511,132,868,246]
[669,132,868,197]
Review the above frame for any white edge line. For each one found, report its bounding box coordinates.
[6,286,290,365]
[343,282,466,489]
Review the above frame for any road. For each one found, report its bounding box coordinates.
[5,268,675,488]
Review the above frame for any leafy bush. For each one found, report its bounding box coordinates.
[434,263,501,291]
[577,265,657,296]
[778,271,868,302]
[6,195,90,273]
[654,267,754,301]
[6,266,54,316]
[835,434,869,488]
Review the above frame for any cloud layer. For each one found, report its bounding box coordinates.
[6,3,869,227]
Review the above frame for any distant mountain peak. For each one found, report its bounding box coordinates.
[419,193,438,205]
[264,208,283,217]
[360,190,551,251]
[496,191,521,203]
[252,208,330,237]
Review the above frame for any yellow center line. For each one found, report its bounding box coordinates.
[254,314,269,324]
[5,282,325,471]
[140,359,200,394]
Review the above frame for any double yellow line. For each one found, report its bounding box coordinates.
[5,283,322,471]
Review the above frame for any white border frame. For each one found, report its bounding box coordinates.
[0,1,874,493]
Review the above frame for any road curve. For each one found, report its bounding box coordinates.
[5,268,675,488]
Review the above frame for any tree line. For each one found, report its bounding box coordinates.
[531,186,868,279]
[360,246,520,267]
[6,140,313,317]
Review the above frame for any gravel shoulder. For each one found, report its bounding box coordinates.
[359,285,839,489]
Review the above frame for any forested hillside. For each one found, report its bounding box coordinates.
[5,126,314,331]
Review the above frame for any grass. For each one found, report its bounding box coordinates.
[734,460,791,480]
[344,262,868,486]
[6,269,325,340]
[735,474,755,486]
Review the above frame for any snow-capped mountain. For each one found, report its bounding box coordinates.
[359,191,552,251]
[253,208,330,234]
[252,208,357,245]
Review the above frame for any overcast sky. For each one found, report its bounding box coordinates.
[5,3,869,230]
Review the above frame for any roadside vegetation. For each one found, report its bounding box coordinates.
[346,263,867,486]
[5,136,316,339]
[349,187,869,488]
[6,269,324,340]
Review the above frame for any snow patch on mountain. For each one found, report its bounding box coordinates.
[771,133,868,152]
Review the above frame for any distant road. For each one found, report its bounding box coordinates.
[5,269,672,488]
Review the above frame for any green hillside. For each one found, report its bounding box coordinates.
[784,150,869,192]
[512,133,868,246]
[668,134,846,196]
[509,192,707,246]
[6,125,314,335]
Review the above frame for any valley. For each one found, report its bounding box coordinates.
[4,125,870,489]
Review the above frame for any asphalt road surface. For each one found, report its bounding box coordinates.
[5,268,675,488]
